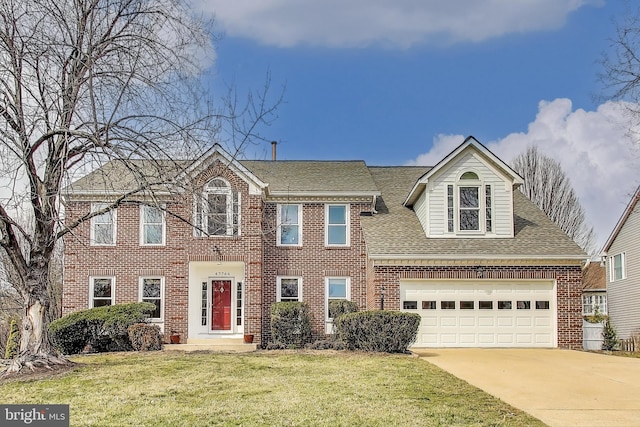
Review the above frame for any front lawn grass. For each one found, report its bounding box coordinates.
[0,351,544,426]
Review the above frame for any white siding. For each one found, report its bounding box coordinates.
[414,190,429,235]
[425,152,513,237]
[607,206,640,339]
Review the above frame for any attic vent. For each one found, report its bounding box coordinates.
[360,211,373,217]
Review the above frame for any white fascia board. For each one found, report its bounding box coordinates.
[266,190,381,198]
[368,253,587,261]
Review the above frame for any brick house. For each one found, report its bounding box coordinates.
[62,136,586,348]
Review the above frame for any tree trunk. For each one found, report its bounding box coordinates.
[2,264,69,376]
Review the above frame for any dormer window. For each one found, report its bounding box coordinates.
[447,171,493,234]
[194,177,240,237]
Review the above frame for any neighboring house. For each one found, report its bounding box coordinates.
[582,261,607,316]
[62,136,586,348]
[601,186,640,339]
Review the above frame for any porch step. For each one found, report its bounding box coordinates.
[163,338,257,353]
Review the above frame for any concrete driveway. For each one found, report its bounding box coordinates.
[414,349,640,427]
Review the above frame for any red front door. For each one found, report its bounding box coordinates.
[211,279,232,330]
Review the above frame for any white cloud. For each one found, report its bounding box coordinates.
[194,0,602,48]
[408,98,640,251]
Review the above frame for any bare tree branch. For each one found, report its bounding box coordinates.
[0,0,280,374]
[512,145,596,255]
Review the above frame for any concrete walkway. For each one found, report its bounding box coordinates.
[414,349,640,427]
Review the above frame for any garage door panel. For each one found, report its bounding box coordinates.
[422,333,438,344]
[421,319,437,327]
[401,281,556,348]
[497,317,513,327]
[478,334,496,344]
[441,334,457,344]
[440,316,457,327]
[535,317,551,327]
[478,317,494,327]
[459,316,475,327]
[516,317,532,327]
[497,334,515,344]
[459,334,477,344]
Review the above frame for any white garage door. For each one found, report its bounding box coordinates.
[401,281,556,348]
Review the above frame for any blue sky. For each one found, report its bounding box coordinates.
[196,1,639,250]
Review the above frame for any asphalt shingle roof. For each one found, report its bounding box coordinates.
[240,160,379,194]
[360,166,586,259]
[66,157,585,260]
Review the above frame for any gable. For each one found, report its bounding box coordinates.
[405,137,523,239]
[404,136,523,207]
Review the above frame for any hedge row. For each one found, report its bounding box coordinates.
[335,310,420,353]
[49,302,156,354]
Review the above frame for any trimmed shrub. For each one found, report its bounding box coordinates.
[49,302,156,354]
[270,302,312,348]
[306,339,345,350]
[336,310,420,353]
[4,318,20,359]
[128,323,162,351]
[328,299,358,320]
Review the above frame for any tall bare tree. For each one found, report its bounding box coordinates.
[512,145,596,254]
[0,0,278,374]
[599,2,640,139]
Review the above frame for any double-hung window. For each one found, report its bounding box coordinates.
[90,277,114,307]
[140,205,165,245]
[277,204,302,246]
[459,186,480,230]
[277,277,302,302]
[194,178,240,237]
[326,204,349,246]
[326,277,351,326]
[91,204,116,245]
[447,172,492,234]
[140,277,164,321]
[610,253,625,281]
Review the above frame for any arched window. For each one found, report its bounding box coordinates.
[446,170,492,233]
[195,178,240,236]
[458,172,480,231]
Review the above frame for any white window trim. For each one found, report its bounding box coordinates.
[194,178,241,237]
[89,276,115,308]
[276,276,303,302]
[139,276,165,321]
[582,293,607,315]
[445,171,493,235]
[276,204,303,247]
[325,204,350,247]
[610,253,626,282]
[90,203,117,246]
[325,277,351,323]
[139,205,166,246]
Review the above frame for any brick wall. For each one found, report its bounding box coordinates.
[261,201,369,344]
[62,160,265,343]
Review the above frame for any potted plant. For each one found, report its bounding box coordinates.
[169,330,180,344]
[243,333,254,344]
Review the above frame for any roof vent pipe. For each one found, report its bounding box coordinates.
[271,141,277,161]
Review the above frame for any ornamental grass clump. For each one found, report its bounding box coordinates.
[336,310,420,353]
